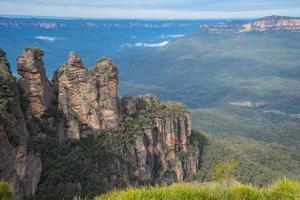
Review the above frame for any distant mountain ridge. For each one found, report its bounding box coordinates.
[0,17,199,29]
[201,15,300,33]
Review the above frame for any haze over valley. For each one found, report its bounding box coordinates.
[0,1,300,199]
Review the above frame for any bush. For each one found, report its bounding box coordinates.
[0,115,20,147]
[0,180,12,200]
[229,184,262,200]
[266,179,300,200]
[211,157,240,188]
[95,179,300,200]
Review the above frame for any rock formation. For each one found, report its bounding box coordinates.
[200,15,300,33]
[53,53,120,139]
[1,48,200,199]
[241,16,300,32]
[0,48,41,200]
[17,48,53,118]
[53,52,101,139]
[121,95,198,184]
[91,58,119,129]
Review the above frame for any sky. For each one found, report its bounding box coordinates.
[0,0,300,19]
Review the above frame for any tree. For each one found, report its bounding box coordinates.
[211,157,240,189]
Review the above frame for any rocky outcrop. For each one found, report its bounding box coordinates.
[121,95,199,184]
[201,15,300,33]
[241,16,300,32]
[1,48,200,199]
[0,49,41,200]
[17,48,53,118]
[53,53,120,139]
[91,58,119,129]
[53,52,101,139]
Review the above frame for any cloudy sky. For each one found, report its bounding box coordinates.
[0,0,300,19]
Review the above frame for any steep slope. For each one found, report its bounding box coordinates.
[0,49,41,200]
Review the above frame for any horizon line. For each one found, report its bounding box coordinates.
[0,14,269,21]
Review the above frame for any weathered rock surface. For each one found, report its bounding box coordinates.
[1,49,200,199]
[0,49,41,200]
[53,52,101,139]
[121,95,199,184]
[53,53,120,139]
[17,48,53,118]
[241,16,300,32]
[91,58,119,129]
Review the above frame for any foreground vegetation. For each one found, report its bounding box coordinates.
[96,179,300,200]
[96,156,300,200]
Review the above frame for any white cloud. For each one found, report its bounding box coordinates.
[35,36,57,42]
[122,41,170,48]
[1,1,300,19]
[161,34,185,39]
[136,41,170,47]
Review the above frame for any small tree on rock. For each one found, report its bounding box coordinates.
[211,157,240,189]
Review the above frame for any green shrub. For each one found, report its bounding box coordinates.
[229,184,262,200]
[0,180,12,200]
[211,157,240,188]
[266,179,300,200]
[95,179,300,200]
[6,128,20,147]
[0,115,20,147]
[96,183,226,200]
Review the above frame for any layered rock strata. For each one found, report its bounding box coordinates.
[17,48,53,118]
[53,53,120,139]
[121,95,199,184]
[91,58,119,129]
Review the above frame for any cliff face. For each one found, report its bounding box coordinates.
[121,95,198,185]
[201,15,300,33]
[53,52,101,139]
[53,53,120,139]
[0,48,199,199]
[241,16,300,32]
[0,49,41,200]
[91,58,119,129]
[17,48,53,118]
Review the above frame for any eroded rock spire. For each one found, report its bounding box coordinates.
[91,58,119,129]
[17,48,53,117]
[53,52,101,139]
